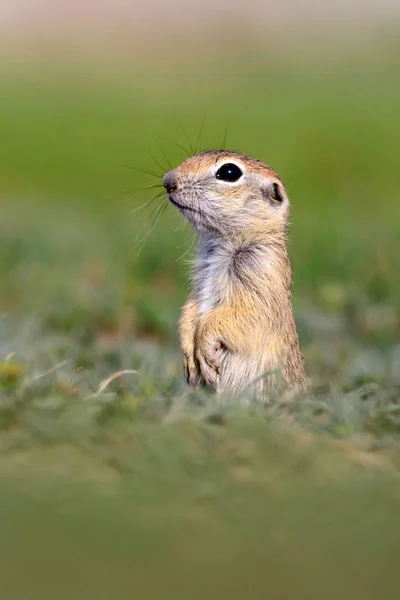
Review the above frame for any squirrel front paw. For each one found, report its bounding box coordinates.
[183,352,202,387]
[195,339,223,390]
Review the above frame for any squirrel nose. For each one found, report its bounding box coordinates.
[163,171,178,194]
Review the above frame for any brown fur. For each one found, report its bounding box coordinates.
[163,150,306,399]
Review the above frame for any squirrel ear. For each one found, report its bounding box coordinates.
[262,182,284,205]
[271,183,284,203]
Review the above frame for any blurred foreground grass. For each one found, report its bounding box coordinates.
[0,44,400,598]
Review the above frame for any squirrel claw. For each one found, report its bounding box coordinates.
[183,353,202,387]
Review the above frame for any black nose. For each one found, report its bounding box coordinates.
[163,171,177,194]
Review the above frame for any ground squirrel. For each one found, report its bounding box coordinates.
[163,150,306,399]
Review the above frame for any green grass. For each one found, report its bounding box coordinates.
[0,43,400,598]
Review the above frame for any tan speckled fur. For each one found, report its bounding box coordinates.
[163,150,306,400]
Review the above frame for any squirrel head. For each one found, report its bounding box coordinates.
[163,150,289,238]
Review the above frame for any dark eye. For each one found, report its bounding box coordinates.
[215,163,243,182]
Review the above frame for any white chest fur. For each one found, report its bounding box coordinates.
[194,241,232,316]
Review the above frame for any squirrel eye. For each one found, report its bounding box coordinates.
[215,163,243,182]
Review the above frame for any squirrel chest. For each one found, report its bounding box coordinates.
[194,243,234,316]
[193,241,266,316]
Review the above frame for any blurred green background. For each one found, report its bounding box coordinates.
[0,2,400,598]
